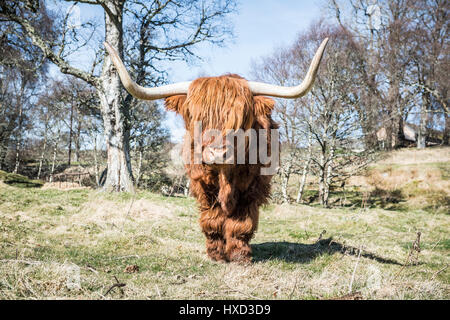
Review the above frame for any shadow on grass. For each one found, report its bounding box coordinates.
[252,238,402,265]
[299,189,409,211]
[0,170,43,188]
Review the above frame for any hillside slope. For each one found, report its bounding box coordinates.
[348,147,450,214]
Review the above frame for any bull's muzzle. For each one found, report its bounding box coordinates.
[202,134,234,164]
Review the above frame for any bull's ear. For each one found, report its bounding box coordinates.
[254,96,275,117]
[164,95,187,114]
[253,96,275,128]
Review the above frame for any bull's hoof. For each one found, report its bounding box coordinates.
[209,256,228,263]
[206,246,227,263]
[228,249,252,265]
[207,252,228,263]
[205,236,227,262]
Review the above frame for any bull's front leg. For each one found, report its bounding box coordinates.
[223,203,259,264]
[199,206,227,262]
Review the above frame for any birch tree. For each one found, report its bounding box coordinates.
[0,15,48,171]
[296,26,374,206]
[129,100,169,188]
[329,0,419,150]
[407,0,448,148]
[251,48,310,203]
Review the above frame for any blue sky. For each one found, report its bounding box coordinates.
[51,0,325,142]
[167,0,323,80]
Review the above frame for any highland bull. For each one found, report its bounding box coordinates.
[104,38,329,263]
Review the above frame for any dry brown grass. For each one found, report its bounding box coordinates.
[42,182,89,190]
[1,182,448,300]
[0,148,448,300]
[377,147,450,165]
[345,147,450,213]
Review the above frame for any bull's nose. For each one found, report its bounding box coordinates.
[202,146,230,164]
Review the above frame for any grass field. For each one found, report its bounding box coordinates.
[0,149,449,300]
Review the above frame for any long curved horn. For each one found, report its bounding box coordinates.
[104,42,191,100]
[248,38,329,98]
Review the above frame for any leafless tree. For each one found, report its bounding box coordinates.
[329,0,448,149]
[0,0,236,191]
[406,0,448,148]
[129,100,169,188]
[253,22,376,206]
[0,14,48,171]
[251,46,312,203]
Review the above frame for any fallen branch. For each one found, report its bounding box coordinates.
[85,264,98,274]
[348,246,362,294]
[331,291,363,300]
[431,264,449,281]
[394,232,422,279]
[315,230,327,243]
[104,276,126,297]
[223,282,263,300]
[114,254,141,260]
[155,284,162,299]
[430,239,441,251]
[288,277,298,300]
[0,259,42,265]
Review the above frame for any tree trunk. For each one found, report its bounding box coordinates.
[443,112,450,146]
[68,101,74,165]
[318,151,326,206]
[98,0,134,192]
[74,118,81,163]
[323,145,335,207]
[0,113,18,170]
[417,102,427,149]
[0,143,8,170]
[2,80,25,171]
[135,147,143,187]
[36,119,48,180]
[184,178,190,197]
[281,151,293,203]
[13,103,23,174]
[13,146,20,173]
[49,128,60,183]
[296,152,311,204]
[386,79,401,149]
[92,133,100,187]
[36,137,47,180]
[417,86,430,149]
[296,131,312,204]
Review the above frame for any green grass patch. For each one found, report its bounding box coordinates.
[0,170,43,188]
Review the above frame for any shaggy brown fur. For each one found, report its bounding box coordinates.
[165,74,278,263]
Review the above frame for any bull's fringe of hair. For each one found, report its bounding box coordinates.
[165,74,275,135]
[187,74,254,133]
